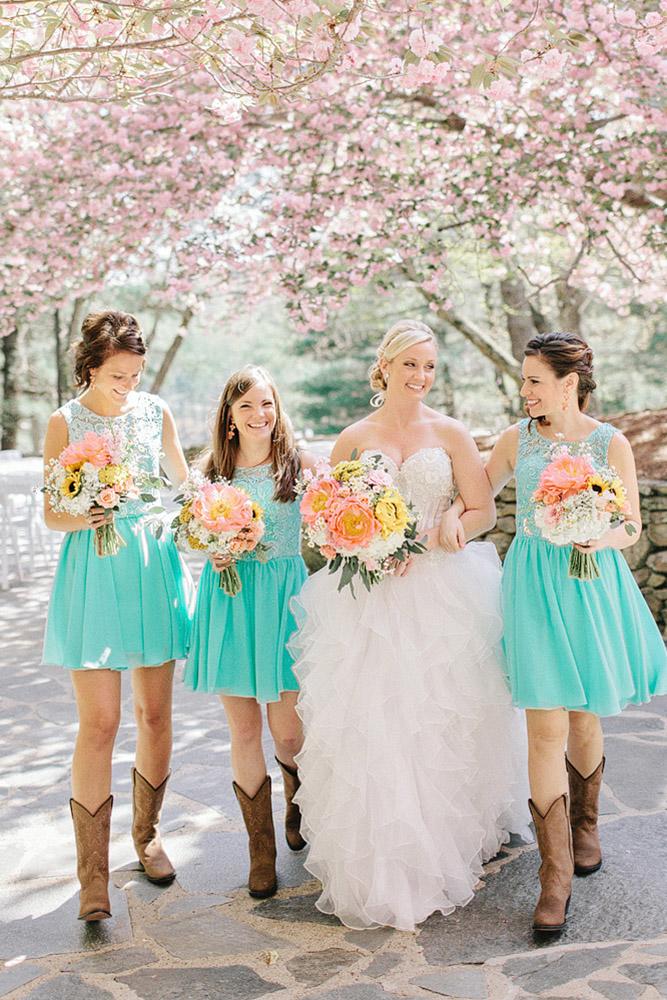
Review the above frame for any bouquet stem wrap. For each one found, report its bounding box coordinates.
[219,564,242,595]
[568,547,600,581]
[95,521,126,558]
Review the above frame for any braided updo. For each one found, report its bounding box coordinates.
[524,331,596,423]
[73,311,146,388]
[368,319,437,400]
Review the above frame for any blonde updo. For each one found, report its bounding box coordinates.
[368,319,437,397]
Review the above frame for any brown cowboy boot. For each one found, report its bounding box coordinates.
[70,795,113,921]
[567,756,605,876]
[275,758,307,852]
[233,775,277,899]
[131,768,176,884]
[529,794,574,933]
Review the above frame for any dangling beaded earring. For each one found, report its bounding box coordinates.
[227,420,236,441]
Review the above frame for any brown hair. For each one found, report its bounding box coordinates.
[524,331,596,426]
[73,311,146,388]
[203,365,300,503]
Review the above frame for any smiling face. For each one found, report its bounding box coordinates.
[383,339,437,401]
[230,379,277,445]
[89,350,144,407]
[520,354,577,419]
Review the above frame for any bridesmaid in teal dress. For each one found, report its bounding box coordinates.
[183,365,316,899]
[442,332,667,934]
[42,311,193,922]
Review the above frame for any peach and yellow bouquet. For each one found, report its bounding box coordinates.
[171,469,269,595]
[43,430,151,557]
[298,454,425,594]
[532,445,635,580]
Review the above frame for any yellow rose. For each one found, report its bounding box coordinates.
[61,470,82,497]
[332,460,365,483]
[99,464,124,486]
[374,489,410,539]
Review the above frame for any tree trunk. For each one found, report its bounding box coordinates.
[150,309,193,394]
[500,276,542,361]
[556,282,584,334]
[145,312,160,350]
[1,325,20,450]
[434,327,456,415]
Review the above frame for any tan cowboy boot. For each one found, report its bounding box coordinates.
[233,775,277,898]
[131,768,176,884]
[275,758,307,852]
[529,794,575,933]
[70,795,113,921]
[567,756,605,876]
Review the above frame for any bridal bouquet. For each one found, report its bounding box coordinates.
[171,469,268,595]
[532,445,635,580]
[298,454,425,594]
[43,431,153,557]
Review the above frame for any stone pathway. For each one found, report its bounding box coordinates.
[1,563,666,1000]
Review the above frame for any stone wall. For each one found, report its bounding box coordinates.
[481,479,667,640]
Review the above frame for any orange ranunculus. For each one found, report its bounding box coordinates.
[300,477,340,526]
[533,453,595,504]
[326,496,378,551]
[228,518,265,554]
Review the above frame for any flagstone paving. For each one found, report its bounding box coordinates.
[1,564,666,1000]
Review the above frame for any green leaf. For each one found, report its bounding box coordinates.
[139,493,156,502]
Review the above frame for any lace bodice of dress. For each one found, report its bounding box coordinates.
[232,463,302,560]
[59,392,164,519]
[361,447,456,532]
[515,418,617,538]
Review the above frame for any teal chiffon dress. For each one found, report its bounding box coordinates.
[42,393,193,670]
[502,419,667,716]
[183,463,307,702]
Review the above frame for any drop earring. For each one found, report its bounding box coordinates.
[227,420,236,441]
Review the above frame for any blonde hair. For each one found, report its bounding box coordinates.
[203,365,300,503]
[368,319,437,395]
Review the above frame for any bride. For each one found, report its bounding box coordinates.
[290,319,531,932]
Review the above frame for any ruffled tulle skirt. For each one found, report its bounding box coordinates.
[289,541,531,932]
[184,556,307,703]
[43,516,194,670]
[502,536,667,715]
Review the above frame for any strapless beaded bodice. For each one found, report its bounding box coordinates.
[515,419,616,538]
[361,448,456,532]
[232,464,302,560]
[59,393,164,519]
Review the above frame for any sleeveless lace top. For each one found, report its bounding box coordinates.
[59,392,164,519]
[515,418,617,538]
[232,463,302,561]
[361,447,457,532]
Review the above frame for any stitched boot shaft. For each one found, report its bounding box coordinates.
[70,796,113,921]
[131,768,176,884]
[566,756,604,875]
[529,794,574,932]
[275,758,307,852]
[233,775,277,899]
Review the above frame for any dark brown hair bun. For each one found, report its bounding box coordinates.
[74,311,146,388]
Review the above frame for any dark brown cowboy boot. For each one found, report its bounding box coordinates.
[70,795,113,921]
[233,775,277,898]
[131,768,176,884]
[529,794,574,933]
[566,756,605,876]
[275,758,307,852]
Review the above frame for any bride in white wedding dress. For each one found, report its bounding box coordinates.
[290,320,531,932]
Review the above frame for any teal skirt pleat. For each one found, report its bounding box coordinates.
[502,537,667,716]
[43,516,194,670]
[183,556,307,703]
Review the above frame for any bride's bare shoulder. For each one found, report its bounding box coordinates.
[332,416,376,461]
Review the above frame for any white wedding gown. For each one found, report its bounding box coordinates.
[290,447,531,931]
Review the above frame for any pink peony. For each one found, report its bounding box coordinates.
[326,496,378,552]
[192,482,253,534]
[60,431,119,469]
[300,477,340,526]
[534,453,595,505]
